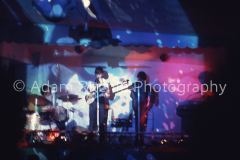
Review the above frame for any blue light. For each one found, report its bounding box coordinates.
[49,4,64,18]
[157,39,162,44]
[80,38,91,46]
[116,35,120,39]
[126,29,131,34]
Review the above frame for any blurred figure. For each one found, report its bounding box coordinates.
[88,67,110,143]
[130,71,155,146]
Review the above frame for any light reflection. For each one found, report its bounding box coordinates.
[157,39,162,44]
[165,114,169,119]
[112,127,116,132]
[144,17,149,24]
[170,121,175,129]
[126,29,131,34]
[49,4,64,18]
[162,122,169,130]
[168,77,175,83]
[130,3,135,10]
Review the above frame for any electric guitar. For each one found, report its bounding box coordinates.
[85,80,130,104]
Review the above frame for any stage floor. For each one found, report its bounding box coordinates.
[16,145,190,160]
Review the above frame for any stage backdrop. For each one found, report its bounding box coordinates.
[25,45,226,133]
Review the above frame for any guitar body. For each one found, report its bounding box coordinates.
[85,93,95,105]
[85,80,129,105]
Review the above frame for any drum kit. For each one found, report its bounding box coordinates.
[24,93,82,143]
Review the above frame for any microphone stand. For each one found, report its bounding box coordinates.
[137,82,140,146]
[96,81,99,132]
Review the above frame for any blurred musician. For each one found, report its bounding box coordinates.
[40,85,66,130]
[40,85,53,110]
[130,71,155,146]
[88,67,110,143]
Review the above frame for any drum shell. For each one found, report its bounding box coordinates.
[39,112,53,124]
[53,106,68,122]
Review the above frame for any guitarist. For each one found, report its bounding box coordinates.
[130,71,155,146]
[88,67,110,143]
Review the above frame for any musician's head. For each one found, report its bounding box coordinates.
[137,71,147,81]
[95,67,104,78]
[41,85,51,97]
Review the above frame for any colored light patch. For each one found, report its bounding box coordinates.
[168,77,175,83]
[157,39,162,44]
[162,122,169,131]
[112,127,116,132]
[165,114,169,119]
[126,29,131,34]
[170,122,175,129]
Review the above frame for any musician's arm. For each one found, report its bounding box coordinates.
[100,85,110,98]
[105,88,110,98]
[146,86,154,108]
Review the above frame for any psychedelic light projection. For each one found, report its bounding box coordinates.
[32,0,76,22]
[25,44,229,134]
[16,0,198,48]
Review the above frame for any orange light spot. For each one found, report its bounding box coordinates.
[103,123,105,125]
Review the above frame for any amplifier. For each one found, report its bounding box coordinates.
[111,119,132,127]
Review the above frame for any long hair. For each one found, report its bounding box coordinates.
[137,71,147,80]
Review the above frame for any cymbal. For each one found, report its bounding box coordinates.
[41,107,53,112]
[23,110,35,114]
[57,94,81,102]
[26,94,50,106]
